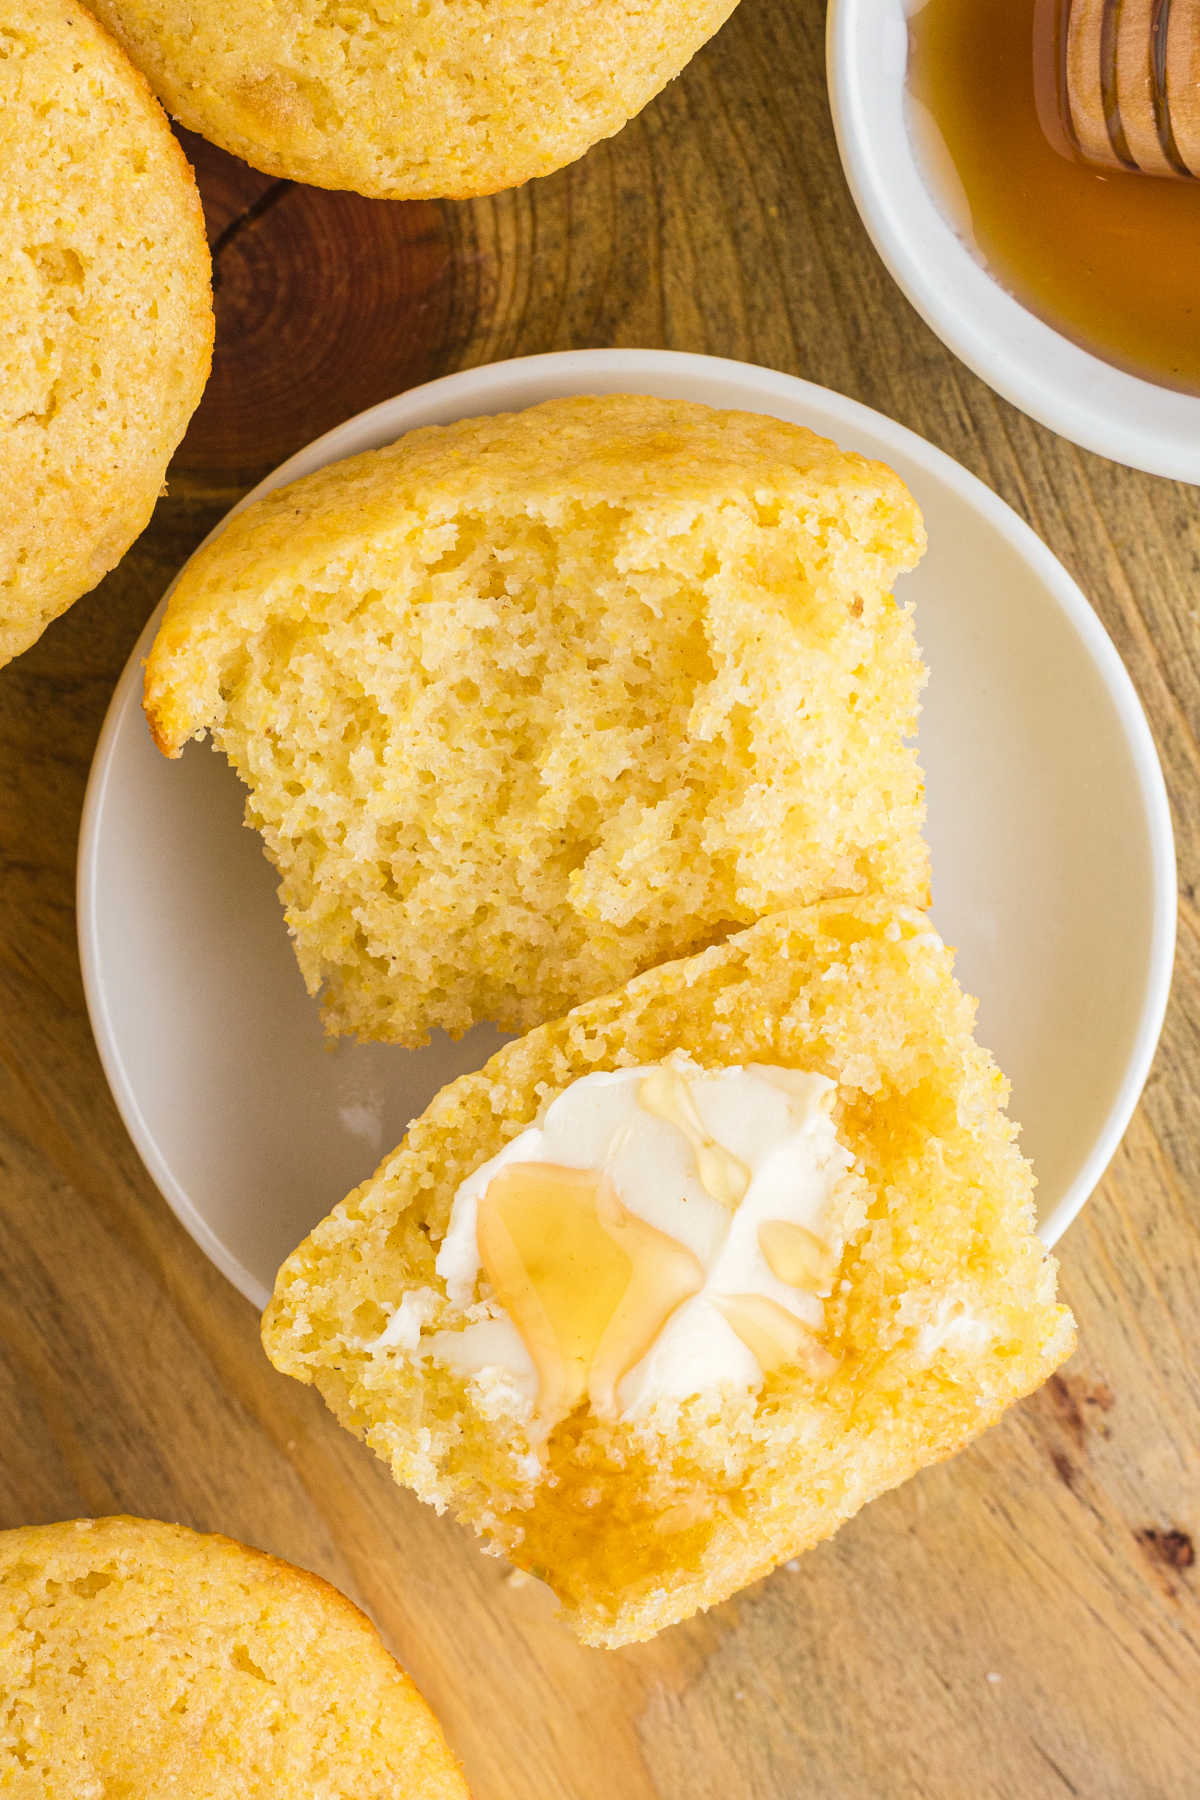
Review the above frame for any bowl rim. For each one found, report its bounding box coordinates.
[827,0,1200,483]
[77,347,1176,1283]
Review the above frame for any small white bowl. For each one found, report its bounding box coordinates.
[828,0,1200,481]
[78,349,1175,1307]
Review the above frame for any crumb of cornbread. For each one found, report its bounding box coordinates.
[0,0,212,671]
[0,1516,467,1797]
[86,0,740,200]
[262,898,1075,1649]
[144,394,929,1046]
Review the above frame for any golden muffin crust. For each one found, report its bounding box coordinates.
[263,898,1075,1647]
[144,394,929,1046]
[0,1515,468,1797]
[0,0,212,672]
[87,0,740,199]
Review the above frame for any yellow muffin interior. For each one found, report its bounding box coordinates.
[0,1516,467,1797]
[0,0,212,669]
[144,395,928,1046]
[263,899,1075,1648]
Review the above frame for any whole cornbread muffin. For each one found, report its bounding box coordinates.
[144,394,929,1047]
[0,1516,468,1797]
[263,898,1075,1647]
[0,0,211,672]
[87,0,741,198]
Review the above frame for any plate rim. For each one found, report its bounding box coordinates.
[77,347,1177,1305]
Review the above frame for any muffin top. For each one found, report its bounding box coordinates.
[0,1515,468,1797]
[87,0,740,198]
[143,394,927,1046]
[0,0,212,670]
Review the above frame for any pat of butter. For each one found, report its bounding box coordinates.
[405,1054,859,1431]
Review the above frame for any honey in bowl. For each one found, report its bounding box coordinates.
[906,0,1200,395]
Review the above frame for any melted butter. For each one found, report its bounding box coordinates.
[475,1161,704,1430]
[638,1064,750,1207]
[424,1058,857,1424]
[715,1293,838,1380]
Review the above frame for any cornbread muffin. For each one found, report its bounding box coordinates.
[0,0,212,671]
[0,1516,468,1797]
[263,898,1075,1648]
[87,0,740,199]
[144,395,929,1046]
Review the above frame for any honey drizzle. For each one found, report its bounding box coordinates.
[475,1162,704,1431]
[714,1294,838,1380]
[637,1065,751,1208]
[758,1219,835,1293]
[465,1067,845,1431]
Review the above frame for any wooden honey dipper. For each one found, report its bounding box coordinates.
[1037,0,1200,176]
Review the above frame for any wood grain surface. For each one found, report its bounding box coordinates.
[2,2,1198,1794]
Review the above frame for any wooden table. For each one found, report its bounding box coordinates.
[2,2,1197,1793]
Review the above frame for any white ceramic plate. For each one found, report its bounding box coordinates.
[78,350,1176,1310]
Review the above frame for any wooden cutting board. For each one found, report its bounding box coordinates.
[0,2,1197,1793]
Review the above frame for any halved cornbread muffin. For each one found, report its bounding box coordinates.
[0,1516,467,1796]
[263,899,1075,1648]
[144,394,929,1046]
